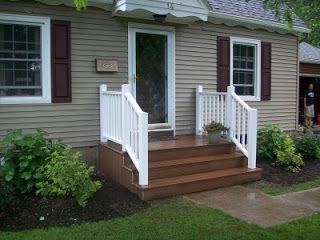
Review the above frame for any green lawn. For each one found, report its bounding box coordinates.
[1,200,319,240]
[260,179,320,196]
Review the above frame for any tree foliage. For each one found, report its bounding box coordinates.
[261,0,320,47]
[73,0,87,10]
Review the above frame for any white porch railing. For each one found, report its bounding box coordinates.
[100,84,148,185]
[196,85,257,169]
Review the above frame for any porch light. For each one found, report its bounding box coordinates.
[153,14,167,23]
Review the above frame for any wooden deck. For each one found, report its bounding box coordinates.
[99,135,262,200]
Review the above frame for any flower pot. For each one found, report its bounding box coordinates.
[207,131,221,144]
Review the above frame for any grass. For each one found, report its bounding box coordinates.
[0,200,320,240]
[260,179,320,196]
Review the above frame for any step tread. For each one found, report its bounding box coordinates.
[126,152,245,170]
[148,139,232,152]
[137,167,262,189]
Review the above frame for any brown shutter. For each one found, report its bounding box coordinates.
[261,42,272,101]
[51,20,72,103]
[217,36,230,92]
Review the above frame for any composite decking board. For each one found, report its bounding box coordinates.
[99,135,262,200]
[148,135,230,151]
[137,168,262,189]
[125,152,244,170]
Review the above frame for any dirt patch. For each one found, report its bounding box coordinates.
[0,176,149,232]
[257,159,320,185]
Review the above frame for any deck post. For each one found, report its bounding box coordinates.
[121,84,130,152]
[196,85,203,135]
[138,112,149,186]
[225,86,234,140]
[100,84,108,143]
[247,108,257,169]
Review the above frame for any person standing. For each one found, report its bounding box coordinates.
[304,83,315,127]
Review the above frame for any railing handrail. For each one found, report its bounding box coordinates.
[124,92,144,114]
[230,91,253,112]
[199,91,227,96]
[196,85,257,170]
[100,84,148,186]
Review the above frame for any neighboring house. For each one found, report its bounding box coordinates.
[299,42,320,123]
[0,0,309,199]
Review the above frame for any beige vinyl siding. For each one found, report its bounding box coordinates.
[0,0,299,146]
[0,1,128,147]
[175,22,298,135]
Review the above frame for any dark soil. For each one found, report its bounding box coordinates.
[257,158,320,185]
[0,176,149,232]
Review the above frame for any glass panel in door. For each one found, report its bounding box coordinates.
[136,32,168,124]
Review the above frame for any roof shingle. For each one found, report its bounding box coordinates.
[208,0,307,29]
[300,42,320,64]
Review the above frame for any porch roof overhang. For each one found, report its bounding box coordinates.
[113,0,210,23]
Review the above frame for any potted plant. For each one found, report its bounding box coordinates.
[203,121,229,144]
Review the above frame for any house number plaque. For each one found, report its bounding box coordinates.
[96,60,118,72]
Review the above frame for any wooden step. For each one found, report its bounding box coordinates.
[134,167,262,200]
[148,142,236,162]
[125,152,247,180]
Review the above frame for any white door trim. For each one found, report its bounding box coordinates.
[128,22,176,133]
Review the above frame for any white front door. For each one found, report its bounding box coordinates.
[128,23,175,131]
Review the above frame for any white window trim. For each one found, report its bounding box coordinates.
[0,13,51,105]
[230,37,261,102]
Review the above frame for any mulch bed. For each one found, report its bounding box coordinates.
[0,176,149,232]
[257,158,320,185]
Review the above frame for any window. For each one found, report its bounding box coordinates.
[231,37,261,101]
[0,14,50,104]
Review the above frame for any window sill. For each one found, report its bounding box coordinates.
[240,96,261,102]
[0,96,51,105]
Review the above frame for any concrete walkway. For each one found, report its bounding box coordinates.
[185,186,320,228]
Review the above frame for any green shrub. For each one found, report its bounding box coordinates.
[36,146,101,207]
[258,124,304,173]
[294,133,320,160]
[0,178,15,210]
[257,124,287,161]
[275,135,304,173]
[0,129,50,193]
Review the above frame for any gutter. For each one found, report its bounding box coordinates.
[209,11,311,34]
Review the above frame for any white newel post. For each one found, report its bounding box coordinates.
[247,108,258,169]
[196,85,203,135]
[138,112,148,186]
[100,84,108,143]
[225,86,234,139]
[121,84,130,151]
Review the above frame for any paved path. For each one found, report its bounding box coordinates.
[185,186,320,228]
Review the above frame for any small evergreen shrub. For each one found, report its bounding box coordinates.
[294,133,320,160]
[258,124,304,173]
[36,146,101,207]
[0,178,14,210]
[0,129,50,193]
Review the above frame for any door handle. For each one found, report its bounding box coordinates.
[133,74,141,83]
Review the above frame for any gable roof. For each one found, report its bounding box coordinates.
[208,0,308,29]
[300,42,320,64]
[9,0,310,33]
